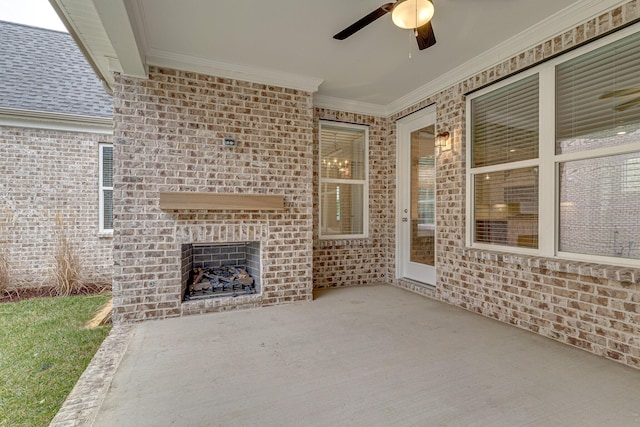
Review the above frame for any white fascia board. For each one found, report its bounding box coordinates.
[0,108,113,134]
[92,0,148,78]
[385,0,629,116]
[50,0,116,89]
[146,49,324,93]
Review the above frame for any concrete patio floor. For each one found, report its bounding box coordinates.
[91,285,640,426]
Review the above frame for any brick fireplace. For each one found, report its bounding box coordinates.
[111,67,314,323]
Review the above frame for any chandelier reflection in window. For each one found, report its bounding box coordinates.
[321,157,351,179]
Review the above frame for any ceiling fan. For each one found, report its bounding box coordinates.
[333,0,437,50]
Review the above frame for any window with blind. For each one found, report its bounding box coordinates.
[99,144,113,233]
[467,27,640,265]
[556,30,640,261]
[319,121,368,239]
[470,74,540,249]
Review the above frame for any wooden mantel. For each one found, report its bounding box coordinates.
[159,192,284,211]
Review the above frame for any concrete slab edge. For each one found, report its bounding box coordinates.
[49,324,135,427]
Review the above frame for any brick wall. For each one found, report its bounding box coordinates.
[111,67,314,322]
[386,1,640,369]
[312,109,393,288]
[0,126,113,287]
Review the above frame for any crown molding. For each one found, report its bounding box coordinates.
[146,49,324,93]
[313,95,388,117]
[385,0,629,116]
[0,108,113,134]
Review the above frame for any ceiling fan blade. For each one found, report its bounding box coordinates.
[333,3,394,40]
[614,96,640,111]
[415,20,436,50]
[600,87,640,99]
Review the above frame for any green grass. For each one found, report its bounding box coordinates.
[0,293,111,427]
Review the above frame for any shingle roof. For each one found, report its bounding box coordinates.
[0,20,113,119]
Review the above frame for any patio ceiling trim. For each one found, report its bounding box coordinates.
[313,95,388,117]
[145,49,324,94]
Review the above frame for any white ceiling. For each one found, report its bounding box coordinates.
[54,0,626,115]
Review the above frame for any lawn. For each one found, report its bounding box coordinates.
[0,293,111,427]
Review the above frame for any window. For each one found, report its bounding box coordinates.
[99,144,113,233]
[469,74,540,249]
[467,27,640,265]
[417,156,435,227]
[319,121,368,239]
[623,157,640,191]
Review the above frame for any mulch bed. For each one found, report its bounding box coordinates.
[0,283,111,303]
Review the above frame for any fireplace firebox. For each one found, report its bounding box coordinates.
[181,242,261,301]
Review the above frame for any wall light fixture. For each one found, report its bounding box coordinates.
[436,131,451,153]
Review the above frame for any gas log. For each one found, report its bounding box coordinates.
[186,265,256,300]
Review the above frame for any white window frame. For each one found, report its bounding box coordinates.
[99,143,113,234]
[466,24,640,268]
[623,157,640,192]
[319,120,369,240]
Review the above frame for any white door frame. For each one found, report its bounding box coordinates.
[395,106,437,284]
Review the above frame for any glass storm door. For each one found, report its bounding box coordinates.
[397,109,436,284]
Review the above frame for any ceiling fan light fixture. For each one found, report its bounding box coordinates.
[391,0,434,30]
